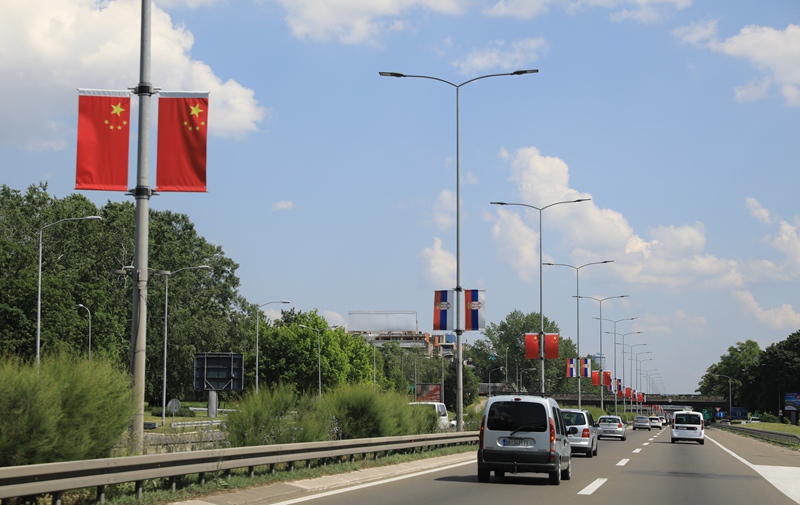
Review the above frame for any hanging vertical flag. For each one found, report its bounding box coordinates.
[524,333,539,359]
[591,370,600,386]
[75,89,131,191]
[156,91,209,192]
[616,379,623,397]
[463,289,485,331]
[642,393,646,403]
[602,370,611,387]
[625,387,632,398]
[433,290,455,331]
[545,333,559,359]
[580,358,592,377]
[566,358,577,378]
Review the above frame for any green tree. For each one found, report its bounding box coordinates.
[755,331,800,413]
[697,340,762,411]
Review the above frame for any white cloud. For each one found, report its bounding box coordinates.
[431,189,456,232]
[323,310,347,328]
[733,290,800,331]
[483,0,554,19]
[156,0,218,7]
[272,200,295,211]
[488,146,742,289]
[0,0,266,151]
[452,38,547,75]
[274,0,467,45]
[418,237,456,287]
[673,21,800,107]
[746,197,772,224]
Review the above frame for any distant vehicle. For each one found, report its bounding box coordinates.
[719,419,731,425]
[672,411,705,444]
[477,395,573,485]
[596,415,627,441]
[748,417,761,423]
[659,416,667,426]
[562,408,599,457]
[408,402,450,430]
[648,416,663,429]
[633,415,651,431]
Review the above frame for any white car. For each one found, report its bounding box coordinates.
[671,411,704,444]
[648,416,663,429]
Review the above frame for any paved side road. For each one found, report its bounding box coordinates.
[171,452,476,505]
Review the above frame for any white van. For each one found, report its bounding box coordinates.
[671,411,704,444]
[477,395,573,485]
[409,402,450,430]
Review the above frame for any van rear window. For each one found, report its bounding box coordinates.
[486,401,547,432]
[674,414,701,425]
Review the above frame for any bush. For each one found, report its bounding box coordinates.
[150,406,196,418]
[0,352,133,466]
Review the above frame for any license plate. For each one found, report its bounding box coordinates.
[604,430,617,434]
[502,438,530,447]
[678,426,695,430]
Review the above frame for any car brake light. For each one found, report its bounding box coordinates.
[479,415,486,449]
[618,423,623,428]
[549,417,556,460]
[582,428,590,438]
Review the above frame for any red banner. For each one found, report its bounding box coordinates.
[603,370,611,386]
[591,370,600,386]
[525,333,539,359]
[156,92,209,192]
[545,333,559,359]
[75,90,131,191]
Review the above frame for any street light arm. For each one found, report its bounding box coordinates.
[380,69,538,88]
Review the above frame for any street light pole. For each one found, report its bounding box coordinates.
[255,300,291,394]
[381,69,537,430]
[576,295,627,411]
[37,216,102,367]
[544,260,613,409]
[76,304,92,360]
[491,199,591,394]
[597,317,636,415]
[617,340,646,412]
[489,366,504,393]
[153,265,211,426]
[299,324,335,396]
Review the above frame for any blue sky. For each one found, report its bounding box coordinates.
[2,0,799,395]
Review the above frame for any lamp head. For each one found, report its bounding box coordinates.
[379,72,404,77]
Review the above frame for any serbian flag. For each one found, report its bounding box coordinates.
[580,358,592,377]
[156,91,209,192]
[591,370,600,386]
[464,289,485,331]
[545,333,559,359]
[602,370,611,387]
[76,89,131,191]
[616,378,622,394]
[525,333,540,359]
[433,290,455,330]
[566,359,577,378]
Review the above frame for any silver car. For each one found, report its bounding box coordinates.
[562,408,599,457]
[633,415,651,430]
[596,415,627,441]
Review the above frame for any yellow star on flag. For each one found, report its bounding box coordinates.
[189,104,203,117]
[111,103,125,116]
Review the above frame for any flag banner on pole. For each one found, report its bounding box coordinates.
[616,378,622,393]
[433,290,454,330]
[76,89,131,191]
[156,91,209,192]
[566,358,577,378]
[602,370,611,387]
[545,333,559,359]
[626,387,632,398]
[580,358,592,377]
[524,333,539,359]
[638,392,643,403]
[642,394,646,403]
[464,289,485,331]
[591,370,600,386]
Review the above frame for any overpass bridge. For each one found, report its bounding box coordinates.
[549,393,726,413]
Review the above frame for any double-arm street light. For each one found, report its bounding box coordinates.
[597,317,636,415]
[576,295,627,410]
[298,324,338,396]
[255,300,291,394]
[544,260,613,408]
[617,341,646,412]
[381,69,537,430]
[37,215,103,367]
[492,199,591,395]
[76,304,92,360]
[712,373,733,420]
[152,265,211,426]
[633,354,654,413]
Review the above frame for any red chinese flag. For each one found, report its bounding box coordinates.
[545,333,559,359]
[156,92,209,192]
[525,333,539,359]
[591,370,600,386]
[625,387,632,398]
[603,370,611,386]
[75,90,131,191]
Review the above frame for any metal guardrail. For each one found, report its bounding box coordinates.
[715,424,800,446]
[0,432,478,505]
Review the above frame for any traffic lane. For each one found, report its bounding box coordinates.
[587,425,797,505]
[707,427,800,466]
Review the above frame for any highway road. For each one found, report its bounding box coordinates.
[249,426,800,505]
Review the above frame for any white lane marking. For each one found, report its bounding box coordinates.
[578,478,608,495]
[642,442,650,446]
[267,460,474,505]
[707,435,800,505]
[617,458,630,466]
[632,448,642,453]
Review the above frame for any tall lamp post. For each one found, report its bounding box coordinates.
[634,355,654,413]
[489,366,505,394]
[381,69,537,431]
[299,324,336,396]
[617,341,646,412]
[713,373,733,420]
[491,199,591,394]
[152,265,211,426]
[597,316,636,415]
[255,300,291,394]
[37,215,102,367]
[544,260,613,408]
[76,304,92,360]
[576,295,627,410]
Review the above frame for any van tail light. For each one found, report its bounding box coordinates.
[479,415,486,449]
[700,422,704,432]
[549,418,556,460]
[582,428,590,438]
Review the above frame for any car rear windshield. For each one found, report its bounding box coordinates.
[486,401,547,432]
[674,414,701,425]
[563,411,587,426]
[598,417,618,423]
